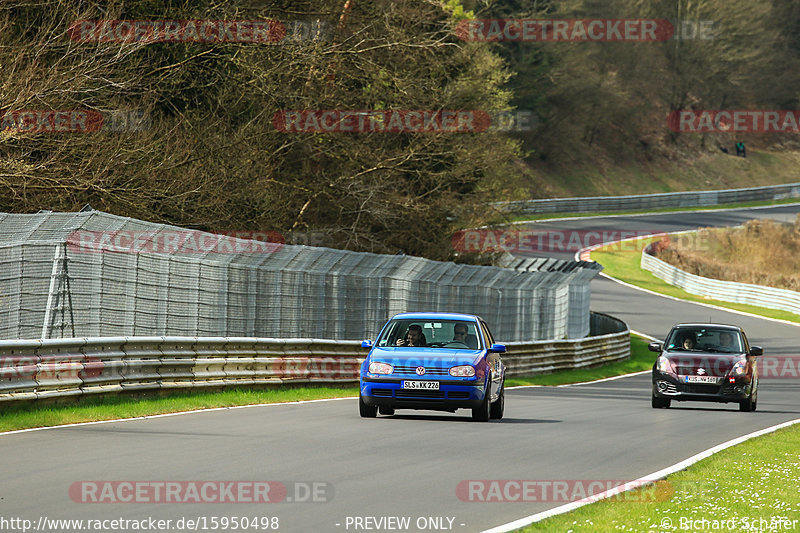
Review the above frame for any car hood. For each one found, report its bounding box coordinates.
[368,346,484,367]
[663,351,744,376]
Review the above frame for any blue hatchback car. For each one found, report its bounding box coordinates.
[359,312,506,421]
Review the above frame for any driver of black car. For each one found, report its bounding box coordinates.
[718,331,735,352]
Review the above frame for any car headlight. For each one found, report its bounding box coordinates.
[368,362,393,374]
[656,356,673,373]
[449,365,475,377]
[730,359,747,376]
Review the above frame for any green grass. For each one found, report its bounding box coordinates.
[0,335,654,432]
[518,422,800,531]
[591,236,800,324]
[506,333,654,387]
[502,196,800,224]
[0,386,357,433]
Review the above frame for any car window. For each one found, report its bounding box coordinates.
[480,320,495,346]
[376,319,481,349]
[665,328,743,352]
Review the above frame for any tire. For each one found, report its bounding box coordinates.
[379,406,395,416]
[472,375,492,422]
[359,394,377,418]
[489,386,504,420]
[739,390,757,412]
[652,393,671,408]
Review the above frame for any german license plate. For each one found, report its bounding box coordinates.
[403,381,439,390]
[685,375,719,384]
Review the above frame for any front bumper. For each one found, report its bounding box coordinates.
[360,377,486,411]
[652,370,753,403]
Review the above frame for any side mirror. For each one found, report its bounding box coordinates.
[749,346,763,356]
[361,340,373,349]
[648,342,663,353]
[489,343,506,353]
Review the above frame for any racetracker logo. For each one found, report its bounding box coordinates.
[452,229,668,254]
[759,356,800,378]
[69,481,333,503]
[456,19,674,42]
[66,230,284,254]
[1,110,103,133]
[456,479,682,503]
[68,20,286,43]
[1,109,150,134]
[668,110,800,133]
[273,110,492,133]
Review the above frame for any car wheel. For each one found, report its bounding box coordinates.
[739,391,756,412]
[359,394,377,418]
[472,376,492,422]
[379,406,395,416]
[490,386,504,420]
[652,394,671,408]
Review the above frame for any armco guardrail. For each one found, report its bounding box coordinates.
[0,313,629,402]
[503,312,629,376]
[641,242,800,315]
[500,182,800,216]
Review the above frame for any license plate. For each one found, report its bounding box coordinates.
[685,375,719,384]
[403,381,439,390]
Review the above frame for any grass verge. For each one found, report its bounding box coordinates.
[517,421,800,531]
[505,333,654,387]
[0,335,653,432]
[591,236,800,324]
[0,386,358,433]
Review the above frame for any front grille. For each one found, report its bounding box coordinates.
[683,384,720,395]
[393,365,450,376]
[395,389,445,399]
[372,389,392,397]
[448,391,470,399]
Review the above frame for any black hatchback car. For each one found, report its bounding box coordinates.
[650,323,762,411]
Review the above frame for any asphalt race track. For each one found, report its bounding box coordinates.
[1,204,799,533]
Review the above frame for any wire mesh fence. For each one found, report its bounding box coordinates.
[0,211,602,342]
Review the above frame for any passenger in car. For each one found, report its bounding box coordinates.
[396,325,427,347]
[453,323,469,343]
[452,323,478,349]
[682,334,696,350]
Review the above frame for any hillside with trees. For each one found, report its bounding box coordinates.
[2,0,799,261]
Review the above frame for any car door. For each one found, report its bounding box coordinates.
[479,320,504,398]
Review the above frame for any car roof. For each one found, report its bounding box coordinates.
[672,323,741,331]
[390,312,482,322]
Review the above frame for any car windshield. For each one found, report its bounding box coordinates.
[665,327,743,353]
[376,319,481,350]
